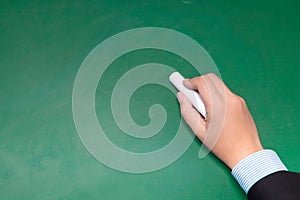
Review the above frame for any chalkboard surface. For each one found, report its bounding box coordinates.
[1,1,299,199]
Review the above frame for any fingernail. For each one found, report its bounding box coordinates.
[177,92,183,104]
[183,79,190,88]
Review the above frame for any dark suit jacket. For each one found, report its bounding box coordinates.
[247,171,300,200]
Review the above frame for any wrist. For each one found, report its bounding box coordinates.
[228,146,264,170]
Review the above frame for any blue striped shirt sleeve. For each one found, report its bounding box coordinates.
[231,149,288,194]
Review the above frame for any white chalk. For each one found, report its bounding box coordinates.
[169,72,206,118]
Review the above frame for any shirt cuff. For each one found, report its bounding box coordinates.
[231,149,288,194]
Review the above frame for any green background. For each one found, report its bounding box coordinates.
[1,0,299,199]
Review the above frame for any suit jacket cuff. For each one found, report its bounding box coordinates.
[231,149,287,193]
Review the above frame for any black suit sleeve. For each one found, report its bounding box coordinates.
[247,171,300,200]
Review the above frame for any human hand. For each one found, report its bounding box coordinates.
[177,73,263,169]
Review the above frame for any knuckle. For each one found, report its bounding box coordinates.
[207,73,222,83]
[206,73,217,78]
[238,96,246,104]
[180,105,187,116]
[232,95,246,106]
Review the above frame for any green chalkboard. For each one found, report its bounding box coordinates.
[1,1,299,199]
